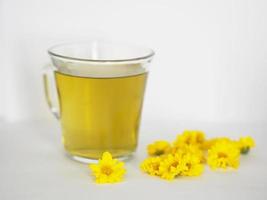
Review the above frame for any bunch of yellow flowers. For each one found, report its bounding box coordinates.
[88,131,255,183]
[140,130,255,180]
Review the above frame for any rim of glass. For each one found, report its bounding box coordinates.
[48,42,155,63]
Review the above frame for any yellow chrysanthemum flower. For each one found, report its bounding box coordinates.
[159,153,187,180]
[140,156,162,176]
[147,140,171,156]
[238,136,255,154]
[174,130,206,147]
[172,144,205,163]
[180,153,204,176]
[207,141,240,170]
[202,137,232,150]
[89,152,126,184]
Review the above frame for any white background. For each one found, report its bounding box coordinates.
[1,1,267,199]
[1,0,267,123]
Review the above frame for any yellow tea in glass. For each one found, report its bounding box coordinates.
[43,41,154,162]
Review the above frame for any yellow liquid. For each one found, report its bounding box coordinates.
[55,71,147,159]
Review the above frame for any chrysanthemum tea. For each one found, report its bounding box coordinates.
[43,41,154,162]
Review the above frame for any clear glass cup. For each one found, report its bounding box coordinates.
[43,41,154,163]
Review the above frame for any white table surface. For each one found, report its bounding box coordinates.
[0,120,266,200]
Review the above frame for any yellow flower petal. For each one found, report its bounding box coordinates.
[180,153,204,176]
[238,136,255,154]
[147,140,171,156]
[89,152,126,184]
[102,151,113,161]
[172,144,205,163]
[158,153,187,180]
[207,140,240,170]
[202,137,230,150]
[174,130,206,148]
[140,156,162,176]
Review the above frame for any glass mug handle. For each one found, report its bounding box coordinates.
[42,64,60,119]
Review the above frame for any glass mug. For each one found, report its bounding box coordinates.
[43,41,154,162]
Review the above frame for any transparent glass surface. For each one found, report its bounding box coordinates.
[43,41,154,163]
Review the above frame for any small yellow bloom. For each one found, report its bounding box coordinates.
[180,153,204,176]
[159,153,187,180]
[147,140,171,156]
[207,141,240,170]
[172,144,205,163]
[202,137,232,150]
[140,156,162,176]
[89,152,126,184]
[238,136,255,154]
[174,130,206,147]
